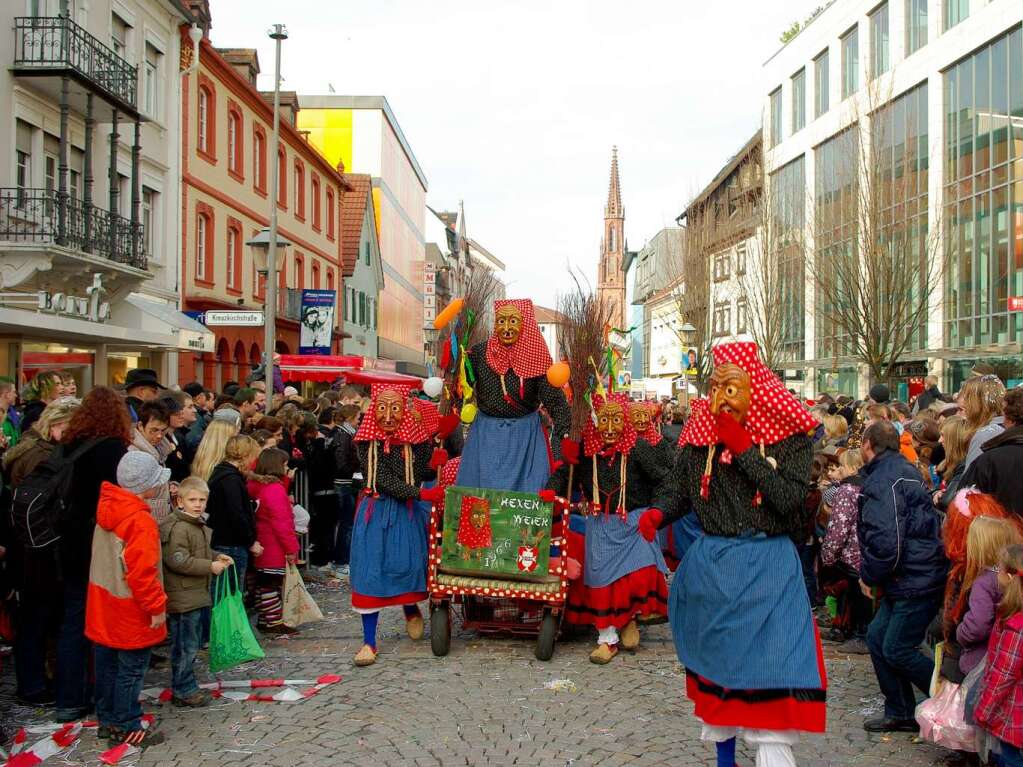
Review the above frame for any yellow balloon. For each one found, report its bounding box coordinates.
[460,403,478,424]
[546,361,571,388]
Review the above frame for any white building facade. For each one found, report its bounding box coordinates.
[0,0,205,389]
[763,0,1023,397]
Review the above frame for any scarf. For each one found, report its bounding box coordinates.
[484,299,552,382]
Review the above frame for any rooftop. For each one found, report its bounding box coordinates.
[340,173,373,277]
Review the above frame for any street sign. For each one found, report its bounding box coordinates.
[204,310,264,326]
[1009,296,1023,312]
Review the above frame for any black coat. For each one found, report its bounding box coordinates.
[206,462,256,548]
[59,436,129,583]
[960,425,1023,520]
[913,386,942,414]
[858,450,948,599]
[19,400,47,436]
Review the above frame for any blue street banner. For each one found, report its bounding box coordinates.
[299,289,335,355]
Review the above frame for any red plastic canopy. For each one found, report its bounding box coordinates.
[276,354,422,386]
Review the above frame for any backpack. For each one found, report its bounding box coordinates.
[10,438,100,550]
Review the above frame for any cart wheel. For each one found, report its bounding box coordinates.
[431,601,451,657]
[535,607,557,661]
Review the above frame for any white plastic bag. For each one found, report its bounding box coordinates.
[292,503,310,534]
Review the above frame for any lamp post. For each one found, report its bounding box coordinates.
[261,23,288,375]
[248,226,291,373]
[680,322,696,410]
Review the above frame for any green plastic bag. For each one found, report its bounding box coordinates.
[209,565,264,673]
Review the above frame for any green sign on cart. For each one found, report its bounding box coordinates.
[440,486,553,581]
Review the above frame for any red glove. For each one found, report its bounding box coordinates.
[638,508,663,542]
[716,411,753,454]
[565,557,582,580]
[419,486,445,504]
[437,414,460,440]
[538,489,555,504]
[560,439,580,465]
[429,448,449,471]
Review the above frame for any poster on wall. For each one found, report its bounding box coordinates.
[299,289,335,355]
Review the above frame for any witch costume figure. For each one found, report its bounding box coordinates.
[350,384,435,667]
[456,299,571,493]
[642,342,825,767]
[547,392,670,664]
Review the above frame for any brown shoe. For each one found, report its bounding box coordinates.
[171,690,212,708]
[354,644,377,667]
[406,614,424,640]
[620,620,640,650]
[636,612,667,626]
[260,623,298,636]
[589,643,619,664]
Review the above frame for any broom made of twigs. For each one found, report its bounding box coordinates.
[438,267,501,416]
[556,275,612,497]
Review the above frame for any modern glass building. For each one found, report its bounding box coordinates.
[762,0,1023,397]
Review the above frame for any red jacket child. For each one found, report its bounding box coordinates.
[247,476,299,570]
[86,482,168,649]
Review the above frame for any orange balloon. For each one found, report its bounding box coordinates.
[433,298,464,330]
[546,361,570,388]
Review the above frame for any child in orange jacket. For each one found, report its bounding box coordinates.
[85,451,169,748]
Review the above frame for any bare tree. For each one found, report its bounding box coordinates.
[805,78,941,386]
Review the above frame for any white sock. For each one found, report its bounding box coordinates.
[597,626,619,646]
[755,743,797,767]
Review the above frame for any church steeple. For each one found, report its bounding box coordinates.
[598,147,626,330]
[605,146,623,219]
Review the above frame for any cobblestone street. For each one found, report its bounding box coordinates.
[1,575,970,767]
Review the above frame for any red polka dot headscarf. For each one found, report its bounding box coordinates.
[583,392,638,457]
[411,399,440,444]
[355,384,428,450]
[485,299,553,380]
[679,342,818,448]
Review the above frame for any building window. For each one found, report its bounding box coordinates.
[110,13,129,60]
[293,161,305,219]
[253,127,266,193]
[870,3,889,78]
[944,0,968,30]
[791,69,806,134]
[364,241,370,266]
[944,28,1018,349]
[195,212,212,282]
[311,175,321,231]
[312,262,320,289]
[769,88,782,148]
[44,153,56,216]
[227,106,243,179]
[141,188,155,258]
[277,148,287,207]
[326,269,334,294]
[736,241,748,275]
[713,250,731,282]
[325,189,335,239]
[143,43,162,119]
[737,298,749,335]
[770,155,807,361]
[197,83,217,160]
[814,50,830,117]
[841,26,859,99]
[906,0,928,54]
[226,221,243,292]
[14,121,32,209]
[359,291,367,327]
[713,301,731,337]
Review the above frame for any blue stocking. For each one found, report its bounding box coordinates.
[361,612,379,649]
[716,737,736,767]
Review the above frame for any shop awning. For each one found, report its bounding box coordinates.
[119,295,216,353]
[277,354,423,385]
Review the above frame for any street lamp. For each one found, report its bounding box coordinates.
[247,226,291,371]
[260,23,287,373]
[680,322,696,409]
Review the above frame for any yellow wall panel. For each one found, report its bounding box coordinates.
[297,108,353,173]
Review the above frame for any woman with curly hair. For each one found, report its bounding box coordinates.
[54,386,132,722]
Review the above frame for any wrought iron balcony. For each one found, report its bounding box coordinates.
[13,16,138,112]
[0,188,146,270]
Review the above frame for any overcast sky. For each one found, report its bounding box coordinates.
[211,0,820,307]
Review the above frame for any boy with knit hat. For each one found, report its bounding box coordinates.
[86,451,169,747]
